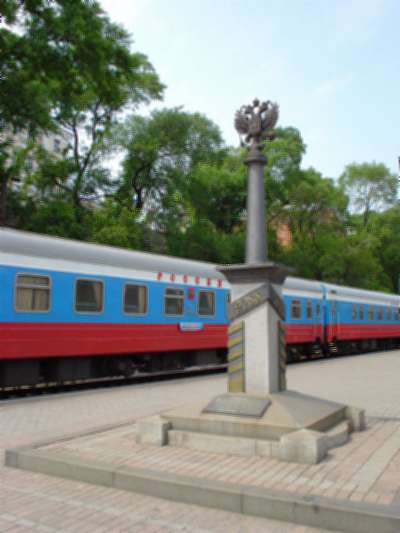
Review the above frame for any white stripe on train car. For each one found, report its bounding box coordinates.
[0,252,224,289]
[325,293,400,306]
[282,289,323,299]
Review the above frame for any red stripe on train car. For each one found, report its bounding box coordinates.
[0,323,228,360]
[285,324,324,345]
[326,324,400,342]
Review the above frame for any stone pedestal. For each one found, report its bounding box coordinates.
[137,390,364,464]
[220,262,291,397]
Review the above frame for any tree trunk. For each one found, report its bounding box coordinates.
[0,176,8,226]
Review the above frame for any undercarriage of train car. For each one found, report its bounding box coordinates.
[287,336,400,363]
[286,341,324,362]
[0,348,227,389]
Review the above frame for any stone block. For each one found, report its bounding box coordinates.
[169,429,256,456]
[279,429,328,464]
[325,420,350,449]
[114,467,242,512]
[255,439,280,458]
[255,439,272,457]
[345,406,366,432]
[135,416,171,446]
[17,451,115,487]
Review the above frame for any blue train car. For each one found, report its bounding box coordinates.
[2,228,400,387]
[0,228,229,386]
[280,277,400,360]
[324,282,400,354]
[279,277,325,360]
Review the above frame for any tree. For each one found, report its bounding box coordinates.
[116,108,224,215]
[0,1,56,224]
[368,208,400,292]
[339,162,397,227]
[0,0,163,225]
[285,168,348,238]
[263,126,307,224]
[185,151,246,234]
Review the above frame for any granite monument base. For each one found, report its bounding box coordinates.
[136,390,365,464]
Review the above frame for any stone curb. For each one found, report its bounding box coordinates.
[5,441,400,533]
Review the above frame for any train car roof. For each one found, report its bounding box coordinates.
[323,281,400,306]
[281,276,324,296]
[281,277,400,306]
[0,228,225,280]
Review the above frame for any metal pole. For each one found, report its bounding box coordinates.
[245,149,267,263]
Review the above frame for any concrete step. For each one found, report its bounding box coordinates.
[325,420,351,449]
[168,428,280,457]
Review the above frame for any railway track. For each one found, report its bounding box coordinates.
[0,363,227,401]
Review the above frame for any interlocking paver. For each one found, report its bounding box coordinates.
[37,410,400,510]
[3,350,400,532]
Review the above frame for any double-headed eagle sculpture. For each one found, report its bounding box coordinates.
[234,98,279,149]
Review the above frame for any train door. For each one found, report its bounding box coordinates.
[315,298,323,339]
[330,300,339,339]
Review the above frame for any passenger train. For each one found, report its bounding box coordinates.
[282,277,400,360]
[1,228,400,388]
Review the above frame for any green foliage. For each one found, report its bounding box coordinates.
[1,1,398,293]
[339,162,397,226]
[87,199,143,249]
[263,126,306,221]
[1,0,163,225]
[367,208,400,292]
[286,168,348,238]
[116,108,224,214]
[282,230,390,291]
[186,153,246,233]
[167,219,245,264]
[21,199,85,240]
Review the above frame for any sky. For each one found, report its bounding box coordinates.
[99,0,400,180]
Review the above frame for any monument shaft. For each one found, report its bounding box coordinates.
[245,152,267,263]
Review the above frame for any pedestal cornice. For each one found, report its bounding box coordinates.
[218,262,293,285]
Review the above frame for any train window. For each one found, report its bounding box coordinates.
[124,284,147,314]
[291,300,301,319]
[367,306,374,320]
[198,291,215,316]
[331,302,337,319]
[359,305,364,320]
[306,300,312,319]
[352,304,357,320]
[315,303,320,318]
[377,306,383,320]
[386,307,391,321]
[164,287,184,316]
[395,308,400,321]
[75,279,103,313]
[15,274,50,312]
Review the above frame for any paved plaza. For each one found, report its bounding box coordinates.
[2,351,400,532]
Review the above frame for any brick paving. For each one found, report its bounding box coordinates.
[39,415,400,506]
[2,350,400,531]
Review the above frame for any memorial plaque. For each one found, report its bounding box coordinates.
[203,394,270,418]
[228,282,285,321]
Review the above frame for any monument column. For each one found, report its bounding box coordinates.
[245,148,267,263]
[220,98,290,396]
[136,97,365,466]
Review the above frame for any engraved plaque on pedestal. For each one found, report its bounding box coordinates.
[203,393,271,418]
